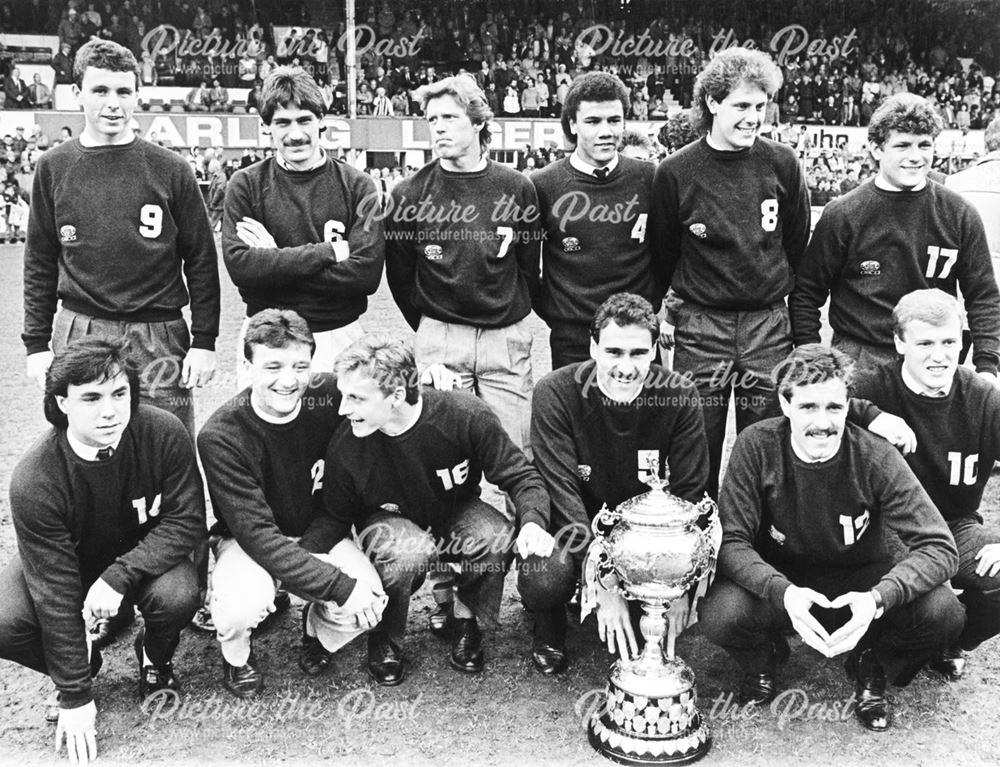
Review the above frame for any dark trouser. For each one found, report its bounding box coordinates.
[53,308,195,437]
[950,516,1000,650]
[548,322,591,371]
[673,301,789,497]
[517,547,642,646]
[699,576,964,686]
[356,500,514,645]
[831,333,900,377]
[0,554,199,673]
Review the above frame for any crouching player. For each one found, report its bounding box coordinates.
[1,338,205,764]
[851,289,1000,679]
[198,310,386,699]
[314,335,552,685]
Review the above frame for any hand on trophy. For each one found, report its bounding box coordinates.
[595,578,639,659]
[782,585,835,657]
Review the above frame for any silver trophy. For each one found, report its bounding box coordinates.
[587,461,720,765]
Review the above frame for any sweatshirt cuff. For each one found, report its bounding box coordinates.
[872,580,902,613]
[765,575,794,611]
[99,565,131,597]
[517,508,548,532]
[60,687,95,709]
[191,333,217,352]
[329,572,358,607]
[973,359,999,377]
[25,340,50,355]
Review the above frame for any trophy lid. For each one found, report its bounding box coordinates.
[614,457,702,523]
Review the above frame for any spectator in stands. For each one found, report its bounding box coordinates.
[11,127,27,161]
[372,86,393,116]
[205,159,226,231]
[247,79,263,113]
[520,77,540,117]
[28,74,53,109]
[391,89,409,117]
[58,8,84,55]
[53,42,75,85]
[184,81,210,112]
[4,67,29,109]
[238,51,257,85]
[208,78,233,112]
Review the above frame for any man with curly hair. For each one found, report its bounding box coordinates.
[650,47,811,497]
[790,93,1000,380]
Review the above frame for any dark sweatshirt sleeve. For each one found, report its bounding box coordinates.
[847,370,887,429]
[314,171,385,299]
[197,427,356,606]
[222,170,338,289]
[317,442,365,550]
[513,179,542,310]
[788,203,844,346]
[470,404,550,530]
[529,376,581,535]
[99,416,206,595]
[779,151,811,275]
[955,203,1000,374]
[173,158,220,351]
[22,155,61,354]
[649,159,683,293]
[665,386,710,502]
[384,186,421,331]
[717,432,794,610]
[10,457,93,709]
[870,447,958,611]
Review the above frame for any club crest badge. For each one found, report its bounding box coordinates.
[577,464,592,482]
[380,503,401,514]
[860,260,881,276]
[424,245,443,260]
[562,237,581,253]
[689,223,707,239]
[60,225,77,243]
[769,525,786,545]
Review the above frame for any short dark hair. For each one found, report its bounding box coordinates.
[243,309,315,362]
[73,39,141,88]
[868,93,943,147]
[44,337,141,429]
[333,334,420,405]
[561,72,630,145]
[258,66,326,124]
[690,47,782,135]
[772,344,854,402]
[590,293,659,345]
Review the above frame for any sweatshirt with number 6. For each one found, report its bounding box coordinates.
[22,138,220,354]
[222,157,385,332]
[9,406,205,709]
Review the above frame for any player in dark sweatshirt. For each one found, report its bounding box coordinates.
[521,293,709,674]
[699,344,962,732]
[849,289,1000,681]
[314,335,552,685]
[531,73,661,368]
[1,338,204,763]
[384,75,542,456]
[223,67,384,380]
[649,48,811,498]
[198,309,386,699]
[22,40,219,437]
[790,93,1000,377]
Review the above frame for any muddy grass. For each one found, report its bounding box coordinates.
[1,243,997,766]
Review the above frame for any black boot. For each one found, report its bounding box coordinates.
[531,607,567,676]
[847,648,891,732]
[739,633,790,705]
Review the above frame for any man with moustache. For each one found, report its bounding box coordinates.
[699,344,962,732]
[223,66,384,386]
[531,73,661,369]
[650,47,811,498]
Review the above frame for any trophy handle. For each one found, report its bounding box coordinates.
[591,504,621,539]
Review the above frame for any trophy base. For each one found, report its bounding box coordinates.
[587,671,711,766]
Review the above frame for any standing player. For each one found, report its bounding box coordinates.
[790,93,1000,378]
[531,73,661,369]
[650,47,810,497]
[317,335,552,685]
[198,310,387,699]
[22,39,220,437]
[850,290,1000,679]
[223,67,385,385]
[520,293,709,674]
[1,338,204,763]
[385,75,541,454]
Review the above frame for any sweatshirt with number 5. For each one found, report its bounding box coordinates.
[23,138,220,354]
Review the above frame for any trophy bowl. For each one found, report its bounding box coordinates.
[586,470,719,766]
